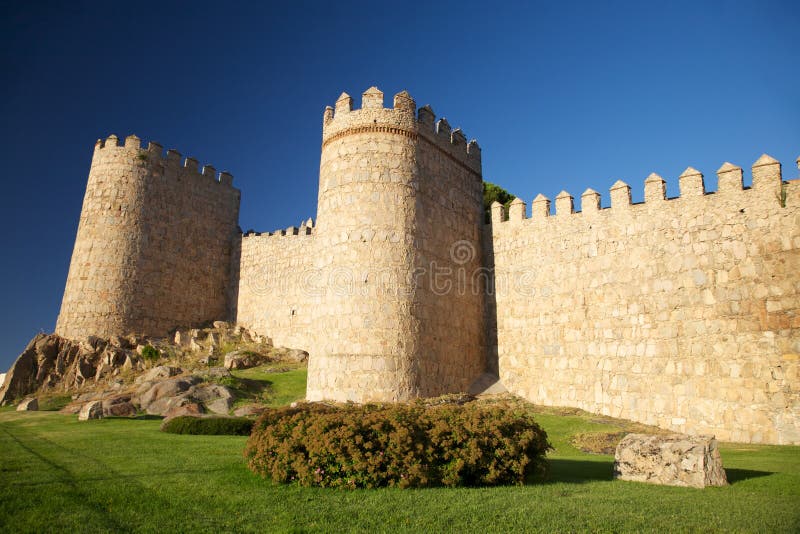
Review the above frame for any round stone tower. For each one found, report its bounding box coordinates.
[56,134,240,341]
[307,87,486,402]
[56,135,155,339]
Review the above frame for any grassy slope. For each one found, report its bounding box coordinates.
[0,400,798,532]
[230,364,307,408]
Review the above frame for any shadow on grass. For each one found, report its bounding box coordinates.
[725,468,773,484]
[102,414,163,421]
[534,460,773,486]
[531,458,615,484]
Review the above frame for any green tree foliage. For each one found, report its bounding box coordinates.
[483,182,516,223]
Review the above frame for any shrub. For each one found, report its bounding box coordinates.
[244,402,551,489]
[141,345,160,362]
[161,416,253,436]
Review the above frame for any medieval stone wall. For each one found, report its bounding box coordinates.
[489,157,799,444]
[56,135,240,339]
[233,223,318,353]
[53,88,798,445]
[413,106,486,396]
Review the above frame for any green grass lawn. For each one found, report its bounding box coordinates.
[230,363,307,408]
[1,393,798,532]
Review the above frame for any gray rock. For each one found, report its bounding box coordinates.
[202,367,230,378]
[189,384,236,414]
[224,350,266,370]
[102,395,136,417]
[136,365,182,384]
[162,402,204,423]
[78,400,103,421]
[146,394,195,416]
[206,397,234,415]
[613,433,728,488]
[17,397,38,411]
[284,349,309,363]
[137,376,201,411]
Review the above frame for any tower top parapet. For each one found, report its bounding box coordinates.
[321,86,480,174]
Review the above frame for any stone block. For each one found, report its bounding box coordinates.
[613,433,727,488]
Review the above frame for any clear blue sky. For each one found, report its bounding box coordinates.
[0,0,797,371]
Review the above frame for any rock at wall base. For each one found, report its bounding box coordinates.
[16,398,39,411]
[78,400,104,421]
[613,433,728,488]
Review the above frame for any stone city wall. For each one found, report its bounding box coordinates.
[233,222,318,353]
[56,135,240,340]
[490,155,799,444]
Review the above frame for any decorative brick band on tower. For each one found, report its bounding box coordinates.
[56,135,240,339]
[307,87,486,402]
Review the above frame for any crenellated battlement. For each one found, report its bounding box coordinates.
[93,134,237,188]
[242,218,315,239]
[321,87,480,174]
[491,154,790,225]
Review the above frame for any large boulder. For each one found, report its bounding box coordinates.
[188,384,236,414]
[224,350,266,370]
[102,395,137,417]
[78,400,103,421]
[613,433,728,488]
[136,366,182,384]
[17,398,38,411]
[137,376,201,413]
[162,402,204,422]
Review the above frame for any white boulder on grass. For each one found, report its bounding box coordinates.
[614,433,728,488]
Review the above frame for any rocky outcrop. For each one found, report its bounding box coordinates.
[0,333,143,406]
[224,350,266,370]
[0,323,287,406]
[613,433,728,488]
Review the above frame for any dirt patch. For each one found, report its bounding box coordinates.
[570,431,630,454]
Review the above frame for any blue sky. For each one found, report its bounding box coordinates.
[0,0,797,371]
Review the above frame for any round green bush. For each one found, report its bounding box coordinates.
[161,416,253,436]
[244,402,551,489]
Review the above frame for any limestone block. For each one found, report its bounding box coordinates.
[613,433,728,488]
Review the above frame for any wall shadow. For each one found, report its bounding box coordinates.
[531,458,615,485]
[724,468,773,484]
[482,225,499,376]
[533,461,774,486]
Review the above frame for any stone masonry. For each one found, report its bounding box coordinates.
[56,136,240,339]
[55,86,799,444]
[489,158,799,444]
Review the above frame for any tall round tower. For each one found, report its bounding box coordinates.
[56,135,154,339]
[307,87,486,402]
